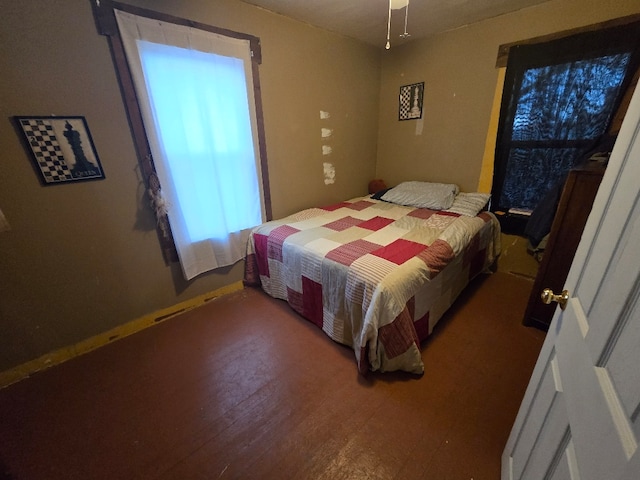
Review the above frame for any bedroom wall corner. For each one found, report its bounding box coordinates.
[0,0,381,375]
[375,0,640,193]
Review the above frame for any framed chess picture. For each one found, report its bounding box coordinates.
[14,116,105,185]
[399,82,424,121]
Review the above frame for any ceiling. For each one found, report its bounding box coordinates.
[240,0,550,48]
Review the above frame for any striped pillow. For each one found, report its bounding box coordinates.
[380,181,459,210]
[444,192,491,217]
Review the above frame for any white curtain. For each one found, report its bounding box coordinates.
[115,10,265,280]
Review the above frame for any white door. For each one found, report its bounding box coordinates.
[502,84,640,480]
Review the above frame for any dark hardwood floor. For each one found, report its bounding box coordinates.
[0,271,545,479]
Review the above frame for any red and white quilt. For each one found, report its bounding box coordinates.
[244,197,501,374]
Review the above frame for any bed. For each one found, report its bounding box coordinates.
[243,181,501,375]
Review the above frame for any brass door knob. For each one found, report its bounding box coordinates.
[541,288,569,310]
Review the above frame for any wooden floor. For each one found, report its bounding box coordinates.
[0,271,545,480]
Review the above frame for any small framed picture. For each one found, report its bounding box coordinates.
[399,82,424,121]
[14,116,105,185]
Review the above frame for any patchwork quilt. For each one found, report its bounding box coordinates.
[244,197,501,374]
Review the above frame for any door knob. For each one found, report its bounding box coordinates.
[541,288,569,310]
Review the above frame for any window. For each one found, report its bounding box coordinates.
[93,2,271,280]
[492,23,640,233]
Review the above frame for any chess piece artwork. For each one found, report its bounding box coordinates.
[399,82,424,121]
[409,85,422,119]
[63,121,101,178]
[16,116,105,185]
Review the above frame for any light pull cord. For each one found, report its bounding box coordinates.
[386,0,411,48]
[401,2,410,38]
[385,2,392,49]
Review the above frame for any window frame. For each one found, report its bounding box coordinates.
[91,0,272,263]
[490,20,640,233]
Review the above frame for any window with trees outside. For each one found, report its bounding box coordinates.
[492,22,640,235]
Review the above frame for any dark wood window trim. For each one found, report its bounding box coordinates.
[90,0,272,264]
[495,13,640,68]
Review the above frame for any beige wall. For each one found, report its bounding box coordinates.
[376,0,640,192]
[0,0,380,373]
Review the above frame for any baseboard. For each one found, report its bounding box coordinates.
[0,281,244,390]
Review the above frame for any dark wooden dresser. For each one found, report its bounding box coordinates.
[523,159,606,330]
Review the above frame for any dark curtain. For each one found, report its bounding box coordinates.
[492,23,640,219]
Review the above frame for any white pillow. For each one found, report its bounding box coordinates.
[380,181,459,210]
[444,192,491,217]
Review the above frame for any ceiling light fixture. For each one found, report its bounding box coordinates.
[386,0,410,50]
